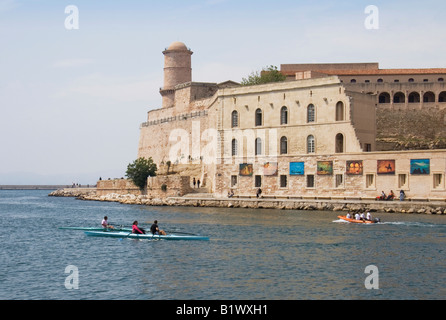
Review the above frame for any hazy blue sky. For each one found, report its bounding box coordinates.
[1,0,446,184]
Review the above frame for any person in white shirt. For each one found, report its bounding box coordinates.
[101,216,114,229]
[355,213,360,220]
[366,212,372,221]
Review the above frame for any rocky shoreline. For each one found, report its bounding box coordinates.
[47,189,446,215]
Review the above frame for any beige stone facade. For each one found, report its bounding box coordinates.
[136,42,446,201]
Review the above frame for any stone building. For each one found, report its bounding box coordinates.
[280,63,446,150]
[137,42,446,200]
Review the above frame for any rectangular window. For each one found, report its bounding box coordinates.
[306,175,315,188]
[231,175,238,187]
[433,173,444,189]
[398,174,408,189]
[366,174,375,189]
[280,175,287,188]
[335,174,344,188]
[255,175,262,188]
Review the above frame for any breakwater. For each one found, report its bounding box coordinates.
[47,188,446,215]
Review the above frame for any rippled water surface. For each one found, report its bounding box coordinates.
[0,190,445,300]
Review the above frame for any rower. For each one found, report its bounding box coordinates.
[150,220,166,235]
[132,221,145,234]
[366,211,372,221]
[355,213,360,220]
[101,216,114,229]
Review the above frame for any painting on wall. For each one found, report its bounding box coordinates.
[289,162,305,176]
[410,159,430,175]
[239,163,253,176]
[263,162,278,176]
[346,160,363,175]
[317,161,333,175]
[377,160,395,174]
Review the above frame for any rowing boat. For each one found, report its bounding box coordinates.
[337,215,380,224]
[84,230,210,241]
[59,227,132,232]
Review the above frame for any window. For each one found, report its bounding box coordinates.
[307,135,315,153]
[280,136,288,155]
[335,174,344,188]
[364,143,372,152]
[433,174,444,189]
[379,92,390,103]
[335,101,344,121]
[438,78,444,82]
[255,175,262,188]
[377,78,383,83]
[393,92,405,103]
[255,108,262,126]
[408,78,414,82]
[335,133,344,153]
[408,92,420,103]
[350,79,357,83]
[398,174,408,189]
[439,92,446,103]
[231,175,238,187]
[307,104,315,123]
[423,92,435,103]
[231,139,238,156]
[306,175,315,188]
[366,174,375,189]
[255,137,262,155]
[280,106,288,125]
[231,110,238,128]
[280,175,287,188]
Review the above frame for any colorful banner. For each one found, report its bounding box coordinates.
[289,162,305,175]
[410,159,430,175]
[377,160,395,174]
[346,160,363,175]
[317,161,333,175]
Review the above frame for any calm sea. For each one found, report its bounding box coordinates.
[0,190,445,300]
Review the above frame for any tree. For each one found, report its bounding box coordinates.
[240,65,286,86]
[126,157,157,190]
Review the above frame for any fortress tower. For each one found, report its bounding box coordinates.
[160,41,193,108]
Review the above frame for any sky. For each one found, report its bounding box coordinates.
[1,0,446,185]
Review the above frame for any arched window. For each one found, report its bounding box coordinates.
[231,110,238,128]
[393,92,405,103]
[280,106,288,125]
[408,78,415,82]
[408,92,420,103]
[307,135,315,154]
[438,78,444,82]
[255,137,262,155]
[335,133,344,153]
[423,91,435,103]
[379,92,390,104]
[335,101,344,121]
[231,139,238,156]
[350,79,357,83]
[255,108,262,126]
[280,136,288,155]
[307,104,315,123]
[377,78,383,83]
[439,91,446,102]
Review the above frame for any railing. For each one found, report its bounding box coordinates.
[141,110,208,127]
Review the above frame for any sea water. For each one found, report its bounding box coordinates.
[0,190,444,300]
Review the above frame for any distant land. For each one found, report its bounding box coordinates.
[0,185,71,190]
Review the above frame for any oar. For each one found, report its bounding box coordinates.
[164,230,199,236]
